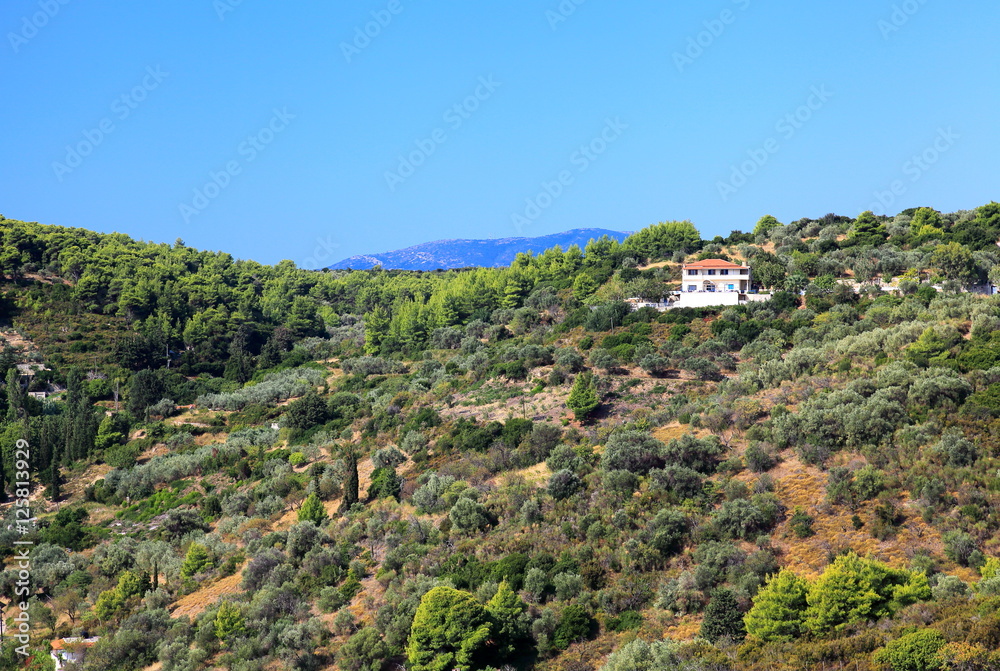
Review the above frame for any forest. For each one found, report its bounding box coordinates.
[1,204,1000,671]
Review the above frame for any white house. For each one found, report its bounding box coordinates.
[50,637,99,670]
[680,259,752,293]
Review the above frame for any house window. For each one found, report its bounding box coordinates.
[689,269,698,275]
[707,269,716,275]
[688,285,697,292]
[727,284,734,291]
[720,269,729,275]
[739,269,748,274]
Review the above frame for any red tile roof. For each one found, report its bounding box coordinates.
[51,638,98,651]
[682,259,748,269]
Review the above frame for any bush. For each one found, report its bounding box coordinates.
[449,498,490,533]
[789,507,815,538]
[744,443,776,472]
[367,467,402,501]
[872,630,946,671]
[934,429,979,466]
[601,431,667,475]
[700,588,746,643]
[715,498,775,539]
[548,469,582,500]
[552,604,592,650]
[340,357,406,377]
[944,531,981,567]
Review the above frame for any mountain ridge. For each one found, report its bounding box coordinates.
[326,227,630,270]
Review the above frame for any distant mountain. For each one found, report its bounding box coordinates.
[326,228,630,271]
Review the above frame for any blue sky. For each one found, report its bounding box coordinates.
[1,1,997,267]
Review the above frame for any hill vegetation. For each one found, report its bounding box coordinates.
[2,205,1000,670]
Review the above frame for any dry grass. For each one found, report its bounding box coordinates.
[769,455,979,582]
[170,571,244,620]
[652,423,711,444]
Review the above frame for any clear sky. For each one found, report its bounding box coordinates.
[1,1,997,267]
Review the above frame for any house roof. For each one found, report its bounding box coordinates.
[683,259,748,269]
[51,638,99,650]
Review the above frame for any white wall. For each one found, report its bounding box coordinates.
[671,292,741,308]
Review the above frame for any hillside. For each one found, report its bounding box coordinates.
[326,228,630,270]
[3,208,1000,671]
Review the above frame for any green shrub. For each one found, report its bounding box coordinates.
[872,630,946,671]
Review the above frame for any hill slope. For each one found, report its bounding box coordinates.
[326,228,630,270]
[5,206,1000,671]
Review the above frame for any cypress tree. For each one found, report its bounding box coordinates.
[50,443,61,502]
[700,588,746,643]
[340,451,360,513]
[6,367,23,422]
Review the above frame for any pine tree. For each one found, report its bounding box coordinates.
[566,372,599,421]
[486,581,529,660]
[363,306,391,356]
[700,588,746,643]
[181,543,212,578]
[744,569,808,642]
[298,492,328,524]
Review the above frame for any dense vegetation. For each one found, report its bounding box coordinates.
[2,205,1000,670]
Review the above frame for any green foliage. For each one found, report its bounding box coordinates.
[873,630,946,671]
[744,570,809,642]
[298,492,328,524]
[754,215,783,237]
[214,601,247,646]
[553,604,593,650]
[598,639,683,671]
[789,507,815,538]
[487,581,530,659]
[567,372,600,421]
[623,220,701,261]
[851,211,888,246]
[804,552,931,635]
[700,588,746,643]
[40,507,92,550]
[367,466,402,501]
[548,469,583,500]
[338,627,390,671]
[406,586,492,671]
[931,241,975,283]
[181,542,213,578]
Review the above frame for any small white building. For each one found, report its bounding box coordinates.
[680,259,752,293]
[51,637,99,670]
